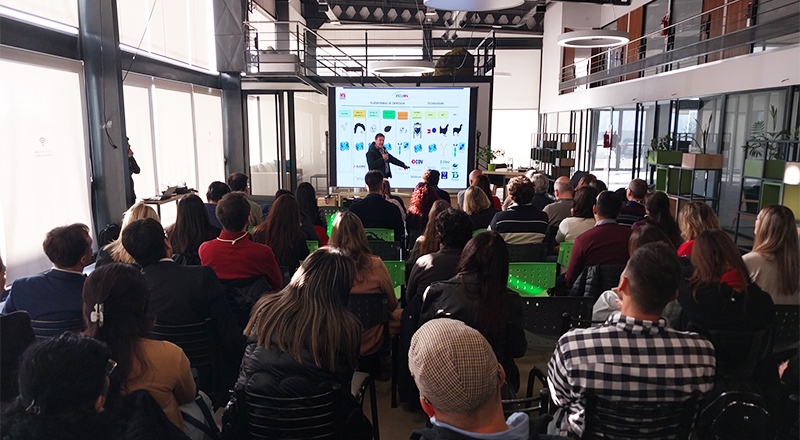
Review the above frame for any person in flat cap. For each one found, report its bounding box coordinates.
[407,318,553,440]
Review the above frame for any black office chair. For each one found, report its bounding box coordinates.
[348,293,394,421]
[583,391,702,440]
[773,305,799,360]
[245,386,344,440]
[368,240,403,261]
[520,296,594,349]
[507,244,547,262]
[695,390,773,440]
[502,366,549,417]
[30,317,84,341]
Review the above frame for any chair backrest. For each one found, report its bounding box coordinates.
[696,390,773,440]
[364,228,394,242]
[693,325,773,381]
[150,320,214,369]
[508,263,556,296]
[507,244,546,262]
[347,293,388,330]
[368,240,403,261]
[306,240,320,253]
[245,386,342,440]
[383,261,405,289]
[29,317,84,341]
[472,228,487,237]
[521,297,593,339]
[557,242,574,268]
[774,305,799,354]
[321,206,347,236]
[583,392,701,440]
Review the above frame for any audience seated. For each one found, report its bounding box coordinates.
[743,205,800,305]
[457,169,482,209]
[565,191,631,287]
[329,212,400,355]
[676,201,720,256]
[406,181,441,236]
[407,209,473,302]
[574,173,596,190]
[420,231,526,392]
[632,191,683,248]
[543,176,574,228]
[230,248,370,438]
[82,263,196,429]
[165,194,219,265]
[423,169,452,205]
[555,186,598,244]
[381,179,406,221]
[617,178,648,226]
[227,172,262,227]
[587,179,608,193]
[488,176,548,245]
[349,170,406,242]
[1,333,188,440]
[529,173,554,212]
[96,203,159,267]
[548,243,716,438]
[199,192,282,290]
[592,224,678,323]
[407,200,451,275]
[408,319,546,440]
[3,224,92,321]
[462,186,500,230]
[252,194,309,274]
[475,175,502,210]
[204,181,231,231]
[122,218,246,390]
[296,182,329,245]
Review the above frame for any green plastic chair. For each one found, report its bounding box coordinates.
[321,206,347,236]
[306,240,320,253]
[364,228,394,242]
[472,228,487,237]
[383,261,405,300]
[507,262,556,297]
[557,242,574,268]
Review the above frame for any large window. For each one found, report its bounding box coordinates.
[117,0,216,71]
[0,0,78,28]
[0,48,93,284]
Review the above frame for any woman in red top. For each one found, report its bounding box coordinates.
[475,175,502,209]
[406,182,440,234]
[676,201,720,256]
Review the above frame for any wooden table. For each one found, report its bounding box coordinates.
[142,193,189,218]
[483,170,528,196]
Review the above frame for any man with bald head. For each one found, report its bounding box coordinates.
[543,176,574,228]
[457,169,483,210]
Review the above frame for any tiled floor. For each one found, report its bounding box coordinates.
[364,336,555,440]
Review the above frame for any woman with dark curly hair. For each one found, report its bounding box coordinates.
[406,182,440,235]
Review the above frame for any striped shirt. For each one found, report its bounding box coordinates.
[487,204,548,245]
[547,312,716,438]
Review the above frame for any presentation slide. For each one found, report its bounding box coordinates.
[330,87,475,189]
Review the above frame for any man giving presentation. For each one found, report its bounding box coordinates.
[366,133,409,178]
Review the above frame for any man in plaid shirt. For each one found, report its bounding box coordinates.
[547,243,716,438]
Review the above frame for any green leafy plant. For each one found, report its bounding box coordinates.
[691,113,713,154]
[650,134,673,151]
[478,145,504,164]
[743,106,790,160]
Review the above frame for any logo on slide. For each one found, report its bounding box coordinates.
[402,142,409,150]
[339,141,350,151]
[355,142,364,151]
[385,143,392,151]
[339,93,346,99]
[411,159,424,165]
[440,172,448,180]
[458,143,466,151]
[428,144,437,153]
[413,144,423,153]
[452,163,458,169]
[452,172,459,179]
[394,93,410,100]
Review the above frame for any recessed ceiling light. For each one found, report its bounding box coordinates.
[557,30,629,48]
[370,60,436,75]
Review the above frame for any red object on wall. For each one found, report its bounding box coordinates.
[603,131,611,148]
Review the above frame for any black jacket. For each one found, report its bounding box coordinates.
[349,193,406,241]
[366,143,406,178]
[468,207,500,230]
[419,274,527,392]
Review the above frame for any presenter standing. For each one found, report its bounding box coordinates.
[366,133,409,178]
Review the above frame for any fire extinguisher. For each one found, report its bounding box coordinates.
[603,131,611,149]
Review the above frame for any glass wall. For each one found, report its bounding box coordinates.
[247,94,283,197]
[294,92,328,190]
[0,48,94,284]
[0,0,78,27]
[589,107,639,190]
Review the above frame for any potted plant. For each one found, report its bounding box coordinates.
[647,135,683,165]
[682,114,723,169]
[742,106,791,179]
[478,145,504,171]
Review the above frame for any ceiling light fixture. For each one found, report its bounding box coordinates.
[557,29,629,48]
[370,60,436,75]
[423,0,523,12]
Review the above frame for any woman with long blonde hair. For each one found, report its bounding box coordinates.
[328,212,399,356]
[743,205,800,304]
[676,201,720,256]
[96,203,159,266]
[463,186,500,230]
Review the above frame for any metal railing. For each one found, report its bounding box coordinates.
[559,0,800,93]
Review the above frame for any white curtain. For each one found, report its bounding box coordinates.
[0,48,94,284]
[0,0,78,27]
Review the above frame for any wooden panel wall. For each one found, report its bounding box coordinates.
[724,0,751,58]
[703,0,726,61]
[626,7,644,80]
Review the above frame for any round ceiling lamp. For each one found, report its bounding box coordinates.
[370,60,436,75]
[423,0,524,12]
[557,30,630,48]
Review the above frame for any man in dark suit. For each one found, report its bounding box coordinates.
[565,190,632,287]
[349,170,406,241]
[121,217,246,366]
[2,224,92,321]
[366,133,409,178]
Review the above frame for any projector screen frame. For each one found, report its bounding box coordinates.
[327,86,478,190]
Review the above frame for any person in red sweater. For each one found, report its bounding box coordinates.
[199,192,282,290]
[565,191,632,287]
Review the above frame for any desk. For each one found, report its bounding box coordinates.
[142,193,189,219]
[483,170,527,196]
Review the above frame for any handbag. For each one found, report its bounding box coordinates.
[181,390,221,440]
[221,387,250,440]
